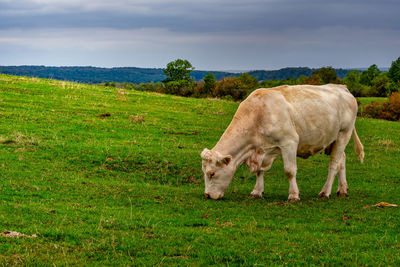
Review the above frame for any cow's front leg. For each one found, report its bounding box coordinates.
[281,143,300,202]
[250,171,264,198]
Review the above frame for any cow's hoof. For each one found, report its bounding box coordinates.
[336,191,349,197]
[318,192,330,199]
[249,192,263,199]
[288,197,300,203]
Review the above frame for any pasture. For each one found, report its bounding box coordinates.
[0,74,399,265]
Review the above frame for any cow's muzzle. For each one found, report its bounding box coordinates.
[204,192,223,200]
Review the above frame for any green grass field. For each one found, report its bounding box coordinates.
[0,74,399,265]
[357,97,388,105]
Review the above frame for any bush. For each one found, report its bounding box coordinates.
[363,92,400,121]
[237,73,259,89]
[162,80,195,97]
[306,66,340,85]
[133,82,161,92]
[371,74,392,97]
[213,77,248,101]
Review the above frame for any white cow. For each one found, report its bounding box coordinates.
[201,84,364,201]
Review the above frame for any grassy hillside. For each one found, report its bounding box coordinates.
[0,74,399,265]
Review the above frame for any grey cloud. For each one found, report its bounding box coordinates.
[1,0,399,33]
[0,0,399,69]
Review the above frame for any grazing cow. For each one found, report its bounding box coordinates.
[201,84,364,201]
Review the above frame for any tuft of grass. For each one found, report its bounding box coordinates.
[130,114,145,123]
[0,74,399,265]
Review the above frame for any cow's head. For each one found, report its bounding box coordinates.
[201,148,234,200]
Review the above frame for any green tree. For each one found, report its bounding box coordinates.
[344,70,360,85]
[237,73,259,89]
[309,67,339,84]
[344,70,364,96]
[388,57,400,85]
[163,59,194,83]
[203,73,216,92]
[371,73,392,97]
[360,64,381,86]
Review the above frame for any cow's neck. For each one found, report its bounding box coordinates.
[213,126,255,168]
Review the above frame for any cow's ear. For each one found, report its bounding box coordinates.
[222,155,232,166]
[201,148,210,159]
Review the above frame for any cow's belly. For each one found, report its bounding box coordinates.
[295,116,340,159]
[296,142,333,159]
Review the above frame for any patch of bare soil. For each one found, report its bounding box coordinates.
[1,230,37,238]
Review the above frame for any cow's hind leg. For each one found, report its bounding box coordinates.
[250,171,264,199]
[319,131,352,199]
[336,152,349,197]
[281,143,300,202]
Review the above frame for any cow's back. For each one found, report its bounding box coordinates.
[246,84,358,157]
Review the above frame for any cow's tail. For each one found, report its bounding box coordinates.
[352,127,364,163]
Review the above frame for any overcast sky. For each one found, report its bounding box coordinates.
[0,0,399,70]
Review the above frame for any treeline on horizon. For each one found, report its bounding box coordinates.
[0,65,356,84]
[102,57,400,100]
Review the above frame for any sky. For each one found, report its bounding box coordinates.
[0,0,399,71]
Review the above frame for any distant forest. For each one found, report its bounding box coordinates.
[0,65,356,84]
